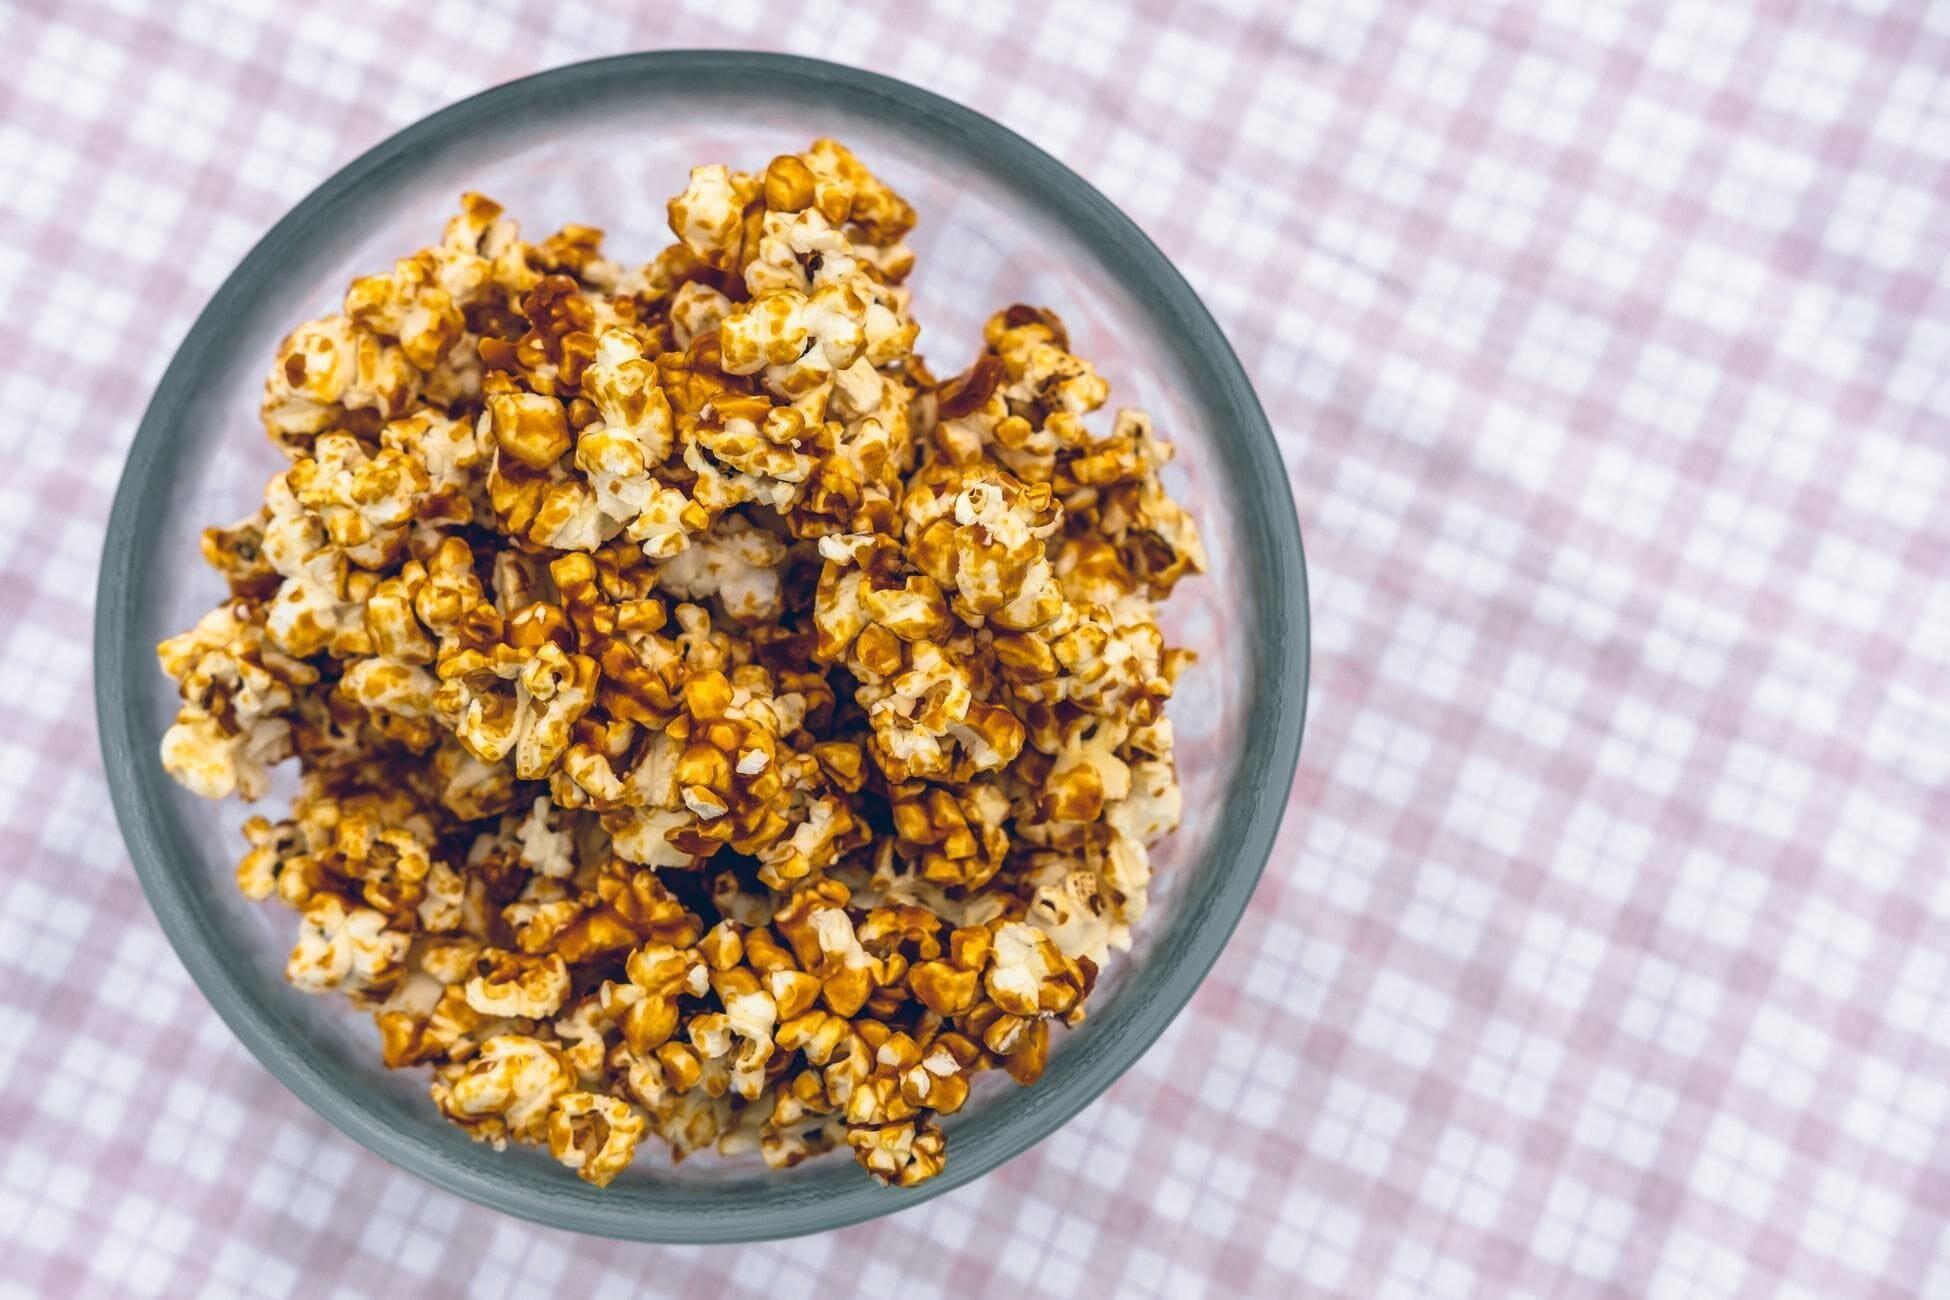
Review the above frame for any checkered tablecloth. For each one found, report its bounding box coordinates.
[6,0,1950,1295]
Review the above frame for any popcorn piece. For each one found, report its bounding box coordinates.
[346,250,466,372]
[847,1119,945,1187]
[547,1091,647,1186]
[711,966,779,1101]
[158,601,313,799]
[605,941,709,1054]
[262,316,419,452]
[515,795,577,878]
[985,921,1084,1018]
[432,1034,576,1146]
[464,950,572,1019]
[286,894,409,1003]
[383,410,486,526]
[667,164,760,271]
[775,882,885,1018]
[651,514,786,623]
[1026,866,1118,967]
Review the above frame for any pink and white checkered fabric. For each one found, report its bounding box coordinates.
[4,0,1949,1294]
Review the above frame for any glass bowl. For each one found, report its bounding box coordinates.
[95,51,1308,1242]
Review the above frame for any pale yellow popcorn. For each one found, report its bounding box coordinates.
[666,163,759,270]
[266,551,367,661]
[626,482,701,560]
[551,995,615,1086]
[262,316,419,451]
[345,250,466,371]
[1097,758,1185,929]
[575,328,677,536]
[1108,756,1183,844]
[286,433,430,570]
[515,796,577,878]
[286,894,409,1001]
[339,656,436,722]
[651,514,786,623]
[382,410,486,526]
[719,282,865,379]
[257,469,374,660]
[418,861,464,933]
[547,1091,646,1186]
[986,921,1084,1018]
[159,713,283,802]
[157,603,310,799]
[1026,866,1118,967]
[464,949,572,1019]
[669,280,731,348]
[432,1034,576,1146]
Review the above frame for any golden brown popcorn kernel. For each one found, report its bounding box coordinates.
[486,384,572,471]
[698,919,745,972]
[765,968,823,1021]
[1002,1016,1050,1086]
[286,893,409,1003]
[743,926,798,974]
[985,921,1084,1018]
[547,1091,646,1186]
[432,1033,576,1146]
[804,138,916,246]
[846,1118,944,1187]
[552,865,704,966]
[668,164,762,271]
[157,601,312,800]
[345,252,466,372]
[262,316,420,452]
[907,960,980,1016]
[201,516,281,601]
[763,154,817,214]
[857,904,945,961]
[463,949,572,1019]
[603,943,704,1056]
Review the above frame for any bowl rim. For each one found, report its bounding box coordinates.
[95,48,1309,1242]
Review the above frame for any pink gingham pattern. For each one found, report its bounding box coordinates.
[5,0,1949,1294]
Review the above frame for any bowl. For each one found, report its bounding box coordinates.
[95,50,1309,1241]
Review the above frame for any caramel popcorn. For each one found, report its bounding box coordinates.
[157,140,1203,1191]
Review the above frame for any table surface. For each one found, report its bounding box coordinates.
[6,0,1950,1296]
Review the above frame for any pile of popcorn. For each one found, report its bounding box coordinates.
[158,140,1204,1189]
